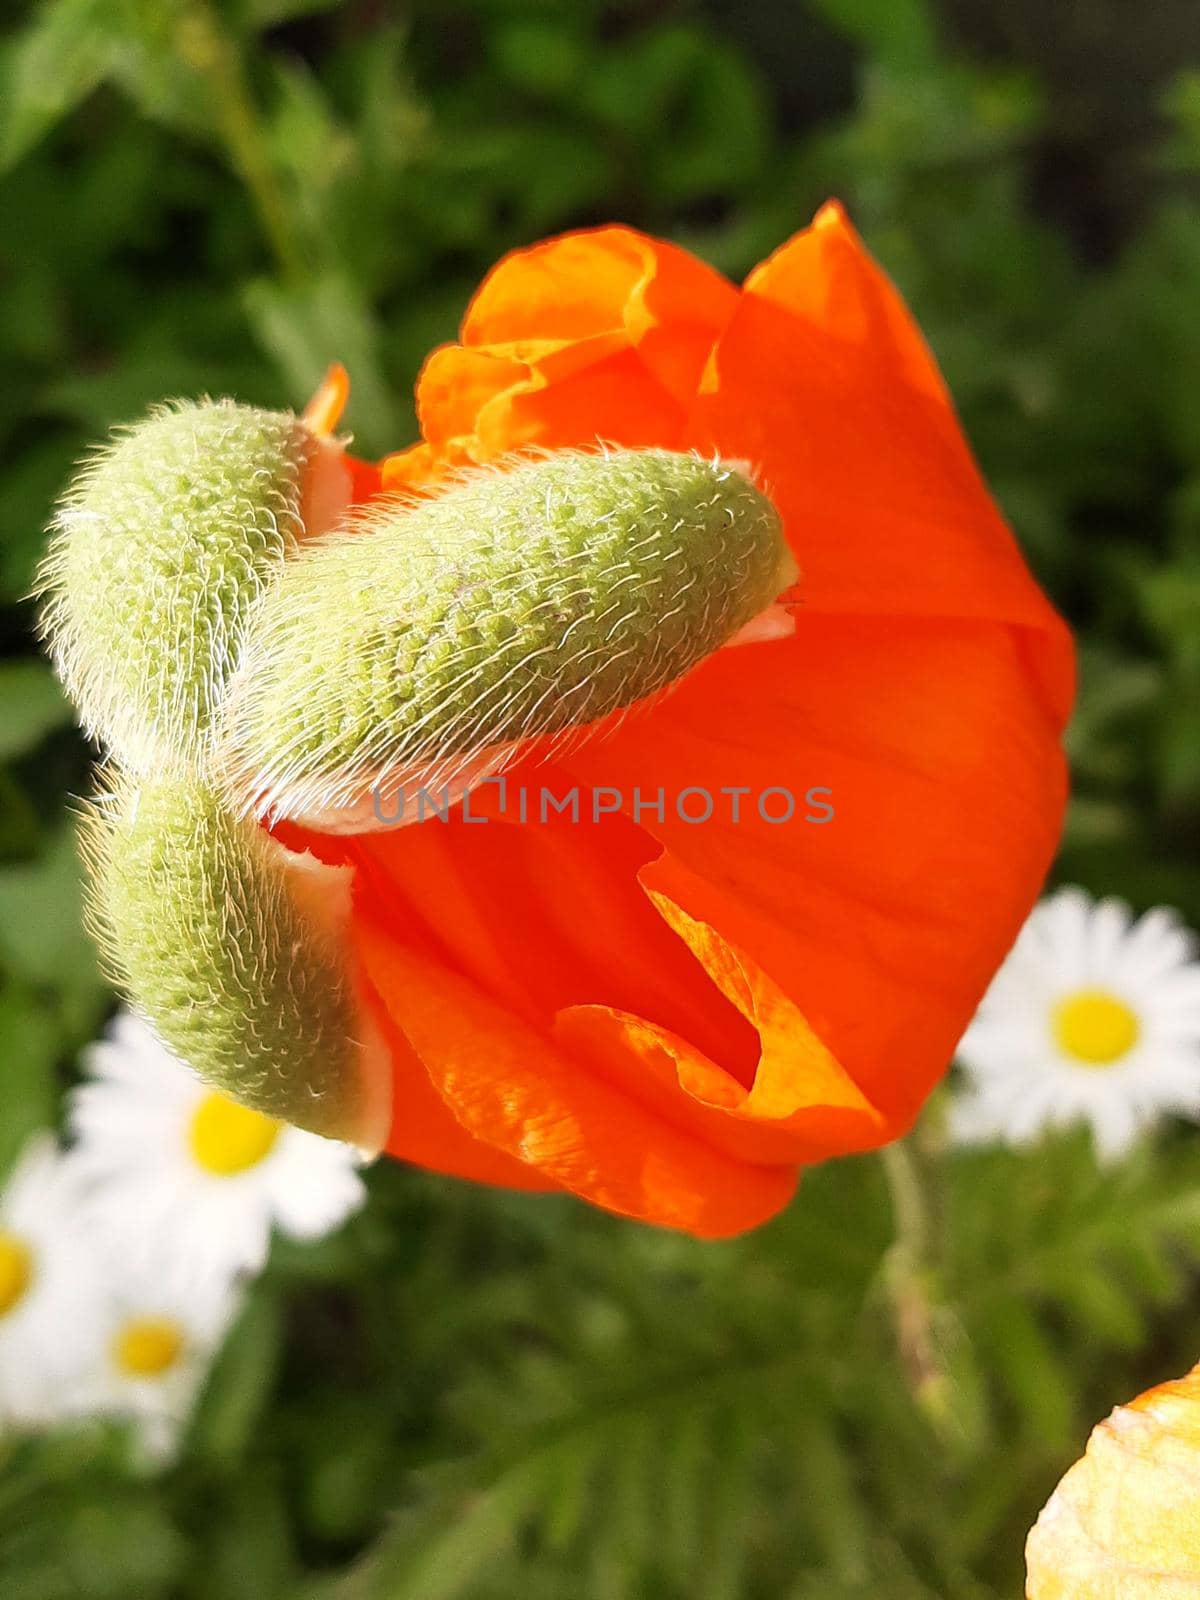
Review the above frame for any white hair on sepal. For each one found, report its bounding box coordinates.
[215,446,794,833]
[81,765,391,1152]
[35,398,321,776]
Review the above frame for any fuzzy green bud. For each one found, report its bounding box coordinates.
[38,399,323,773]
[84,770,390,1149]
[220,449,793,826]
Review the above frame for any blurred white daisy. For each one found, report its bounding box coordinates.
[952,887,1200,1159]
[71,1260,242,1464]
[67,1012,367,1282]
[0,1134,99,1427]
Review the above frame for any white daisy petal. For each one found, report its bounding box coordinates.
[952,887,1200,1160]
[0,1135,102,1429]
[1116,906,1196,982]
[66,1255,244,1465]
[264,1136,367,1240]
[67,1013,368,1286]
[1082,897,1134,981]
[1029,887,1095,987]
[946,1089,1000,1146]
[1086,1094,1145,1163]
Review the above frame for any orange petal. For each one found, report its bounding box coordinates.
[361,985,559,1191]
[463,226,736,378]
[379,226,739,489]
[334,781,761,1087]
[266,821,557,1191]
[565,615,1068,1131]
[556,877,886,1166]
[462,227,651,344]
[415,345,533,451]
[694,203,1073,712]
[353,906,797,1237]
[344,452,383,503]
[297,360,379,504]
[380,441,448,495]
[380,338,686,485]
[1026,1361,1200,1596]
[744,202,952,406]
[620,230,738,398]
[302,361,351,437]
[472,346,692,457]
[334,765,877,1173]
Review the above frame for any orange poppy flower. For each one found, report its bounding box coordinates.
[284,201,1072,1237]
[1026,1360,1200,1595]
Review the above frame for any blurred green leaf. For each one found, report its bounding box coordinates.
[61,1494,189,1598]
[0,987,58,1172]
[244,274,400,455]
[489,19,587,99]
[241,0,343,26]
[0,662,72,761]
[581,25,768,199]
[1139,562,1200,672]
[197,1477,295,1600]
[809,0,939,70]
[0,826,100,998]
[0,0,114,172]
[189,1291,283,1466]
[338,1465,548,1600]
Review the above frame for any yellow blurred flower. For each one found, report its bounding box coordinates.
[71,1256,243,1464]
[1026,1360,1200,1596]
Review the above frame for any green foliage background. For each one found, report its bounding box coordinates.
[2,0,1200,1594]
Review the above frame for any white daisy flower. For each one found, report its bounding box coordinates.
[70,1260,242,1464]
[951,887,1200,1160]
[67,1011,368,1283]
[0,1134,99,1427]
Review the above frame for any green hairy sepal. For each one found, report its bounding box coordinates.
[220,449,792,827]
[83,771,391,1150]
[45,433,789,1141]
[38,399,315,774]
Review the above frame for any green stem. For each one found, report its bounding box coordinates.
[881,1138,929,1261]
[180,0,304,279]
[879,1139,944,1411]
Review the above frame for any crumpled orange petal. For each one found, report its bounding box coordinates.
[460,225,737,399]
[383,226,737,492]
[1026,1360,1200,1596]
[354,905,797,1237]
[555,880,887,1167]
[309,202,1074,1236]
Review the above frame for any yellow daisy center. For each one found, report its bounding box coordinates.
[112,1316,185,1378]
[188,1092,281,1176]
[1052,988,1141,1066]
[0,1233,33,1317]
